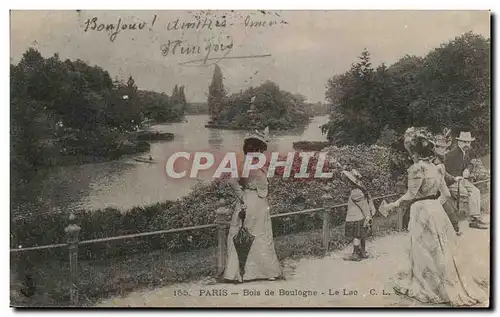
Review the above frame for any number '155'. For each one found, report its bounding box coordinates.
[174,290,189,296]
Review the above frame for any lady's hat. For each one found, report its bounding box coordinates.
[433,134,451,147]
[456,131,475,142]
[244,126,270,144]
[342,169,364,188]
[403,126,434,154]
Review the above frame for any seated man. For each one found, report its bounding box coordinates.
[431,133,461,235]
[444,132,488,230]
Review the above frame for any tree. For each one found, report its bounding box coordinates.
[171,84,179,105]
[110,80,142,132]
[322,49,380,144]
[324,74,343,113]
[178,85,187,105]
[321,32,490,156]
[178,85,187,114]
[126,75,138,99]
[208,64,226,120]
[138,89,184,123]
[386,54,425,130]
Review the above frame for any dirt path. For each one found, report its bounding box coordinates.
[96,218,490,308]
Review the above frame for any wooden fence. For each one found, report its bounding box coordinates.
[10,179,490,306]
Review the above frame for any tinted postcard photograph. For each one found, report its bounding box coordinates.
[9,9,491,308]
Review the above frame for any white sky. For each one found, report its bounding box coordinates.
[10,10,490,102]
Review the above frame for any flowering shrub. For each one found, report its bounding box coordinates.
[271,152,333,183]
[292,141,329,151]
[469,158,490,193]
[267,145,409,227]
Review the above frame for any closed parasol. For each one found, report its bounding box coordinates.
[232,206,255,279]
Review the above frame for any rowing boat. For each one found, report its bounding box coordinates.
[134,157,157,164]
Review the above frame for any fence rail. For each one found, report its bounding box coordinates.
[10,178,490,306]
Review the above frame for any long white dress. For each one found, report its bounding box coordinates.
[393,160,488,306]
[224,168,283,282]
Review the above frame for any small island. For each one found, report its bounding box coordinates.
[205,65,310,131]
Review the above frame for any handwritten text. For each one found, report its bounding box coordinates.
[166,17,226,31]
[83,15,157,42]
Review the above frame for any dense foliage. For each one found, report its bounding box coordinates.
[321,32,490,157]
[137,88,185,124]
[305,102,330,116]
[11,48,186,206]
[185,102,209,115]
[208,64,226,119]
[206,65,310,130]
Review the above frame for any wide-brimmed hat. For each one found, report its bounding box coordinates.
[456,131,475,142]
[433,134,451,147]
[342,169,364,188]
[244,126,270,144]
[403,127,434,154]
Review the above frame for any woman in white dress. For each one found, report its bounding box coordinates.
[223,128,283,282]
[386,133,488,306]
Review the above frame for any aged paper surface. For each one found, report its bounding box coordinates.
[10,10,490,308]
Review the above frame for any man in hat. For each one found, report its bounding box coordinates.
[444,131,488,229]
[432,134,462,235]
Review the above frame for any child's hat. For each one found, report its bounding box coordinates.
[342,169,364,188]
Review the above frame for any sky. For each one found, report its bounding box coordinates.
[10,10,490,103]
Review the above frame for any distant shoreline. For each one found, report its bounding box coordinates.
[204,123,309,132]
[204,123,256,130]
[204,116,315,131]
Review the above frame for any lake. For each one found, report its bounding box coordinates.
[17,115,330,214]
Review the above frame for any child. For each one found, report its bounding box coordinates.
[342,169,376,261]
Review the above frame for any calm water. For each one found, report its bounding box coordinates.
[22,115,330,213]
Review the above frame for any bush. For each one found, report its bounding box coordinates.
[292,141,329,151]
[376,126,400,148]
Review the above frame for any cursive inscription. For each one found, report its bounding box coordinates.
[244,15,288,27]
[161,40,233,57]
[166,17,227,31]
[83,16,155,42]
[161,37,234,67]
[82,11,285,66]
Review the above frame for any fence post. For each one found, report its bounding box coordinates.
[65,213,81,306]
[321,193,333,253]
[215,199,230,280]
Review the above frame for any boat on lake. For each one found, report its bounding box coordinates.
[134,156,158,164]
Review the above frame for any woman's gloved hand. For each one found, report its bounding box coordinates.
[363,216,372,228]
